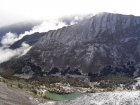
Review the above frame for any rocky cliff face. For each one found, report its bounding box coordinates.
[1,12,140,78]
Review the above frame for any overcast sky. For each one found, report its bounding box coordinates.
[0,0,140,27]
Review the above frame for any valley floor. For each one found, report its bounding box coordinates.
[0,81,140,105]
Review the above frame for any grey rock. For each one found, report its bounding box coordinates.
[1,12,140,77]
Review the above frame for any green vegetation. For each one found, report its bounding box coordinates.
[0,68,15,78]
[31,89,37,95]
[0,73,136,99]
[29,76,90,88]
[92,74,136,91]
[64,78,90,88]
[18,83,23,89]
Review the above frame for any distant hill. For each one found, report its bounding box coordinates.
[0,21,42,38]
[0,20,42,46]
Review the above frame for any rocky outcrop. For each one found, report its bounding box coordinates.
[1,12,140,78]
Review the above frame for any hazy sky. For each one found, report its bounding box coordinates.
[0,0,140,27]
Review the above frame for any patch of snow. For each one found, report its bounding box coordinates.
[57,91,140,105]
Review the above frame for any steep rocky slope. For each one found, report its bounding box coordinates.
[1,12,140,78]
[9,32,46,49]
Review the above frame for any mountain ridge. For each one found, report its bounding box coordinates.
[1,12,140,79]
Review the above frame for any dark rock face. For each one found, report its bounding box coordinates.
[48,67,60,75]
[9,32,46,49]
[0,55,46,77]
[1,12,140,78]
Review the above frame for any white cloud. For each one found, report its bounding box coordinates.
[0,32,32,63]
[0,0,140,27]
[0,19,67,63]
[1,32,18,47]
[15,20,67,40]
[0,43,32,63]
[1,20,67,44]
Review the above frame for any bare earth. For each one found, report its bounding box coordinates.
[0,82,40,105]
